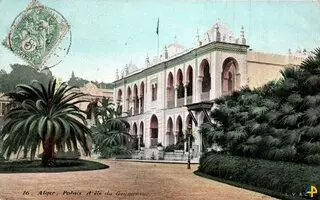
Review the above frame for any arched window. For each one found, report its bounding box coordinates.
[167,72,174,101]
[132,123,138,150]
[117,89,122,102]
[127,87,132,115]
[133,84,139,115]
[140,82,145,113]
[222,58,238,95]
[150,115,158,147]
[186,66,193,96]
[167,117,174,146]
[177,69,184,99]
[152,83,157,101]
[201,59,211,93]
[139,121,144,145]
[176,116,184,148]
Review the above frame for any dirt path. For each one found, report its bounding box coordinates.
[0,160,276,200]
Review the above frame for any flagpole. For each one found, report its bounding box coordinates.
[156,17,159,59]
[157,33,159,58]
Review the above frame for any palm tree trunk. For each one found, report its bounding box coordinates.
[42,139,55,166]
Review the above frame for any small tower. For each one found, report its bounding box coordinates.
[145,54,150,67]
[213,23,220,42]
[238,26,246,45]
[71,71,75,78]
[164,46,168,59]
[195,28,202,47]
[125,64,129,75]
[116,69,119,80]
[288,48,292,55]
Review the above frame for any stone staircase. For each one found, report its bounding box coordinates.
[144,148,159,160]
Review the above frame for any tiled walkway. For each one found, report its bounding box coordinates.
[0,160,276,200]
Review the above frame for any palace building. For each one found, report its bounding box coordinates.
[113,20,309,160]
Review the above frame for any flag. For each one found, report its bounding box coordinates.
[156,18,159,35]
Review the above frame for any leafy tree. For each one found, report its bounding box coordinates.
[0,79,91,166]
[0,64,53,93]
[67,71,89,87]
[201,48,320,165]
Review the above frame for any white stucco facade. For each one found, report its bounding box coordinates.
[112,20,309,158]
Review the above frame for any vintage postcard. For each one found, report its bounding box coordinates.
[0,0,319,199]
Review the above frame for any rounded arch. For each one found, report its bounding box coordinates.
[167,72,174,102]
[175,115,184,146]
[127,86,132,97]
[167,117,173,132]
[167,72,174,87]
[150,115,158,128]
[186,114,193,128]
[186,65,193,83]
[222,57,239,95]
[139,121,144,135]
[176,68,183,85]
[166,117,174,146]
[199,59,210,77]
[176,69,185,99]
[150,115,159,147]
[133,84,138,97]
[117,89,123,100]
[131,122,138,150]
[140,82,145,113]
[132,122,138,135]
[175,115,183,131]
[139,121,144,147]
[186,65,193,96]
[140,82,145,96]
[200,59,211,93]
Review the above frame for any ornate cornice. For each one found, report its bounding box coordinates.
[114,42,249,88]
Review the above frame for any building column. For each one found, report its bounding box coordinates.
[196,76,203,102]
[139,96,141,113]
[126,98,129,112]
[137,134,141,150]
[184,83,188,105]
[174,86,178,107]
[174,131,178,145]
[133,98,136,115]
[165,132,169,147]
[184,133,187,152]
[166,87,170,108]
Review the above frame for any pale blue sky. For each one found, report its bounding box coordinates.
[0,0,320,83]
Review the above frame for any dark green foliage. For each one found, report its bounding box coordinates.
[0,159,108,173]
[67,71,112,89]
[199,152,319,199]
[0,64,53,93]
[0,79,91,166]
[91,97,132,158]
[164,143,184,152]
[200,48,320,165]
[67,71,89,87]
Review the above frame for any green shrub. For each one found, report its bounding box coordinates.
[199,151,320,199]
[164,144,175,152]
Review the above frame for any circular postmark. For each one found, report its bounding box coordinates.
[3,1,71,70]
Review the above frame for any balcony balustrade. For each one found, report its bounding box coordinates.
[150,138,158,148]
[186,96,192,104]
[201,92,210,101]
[167,100,174,109]
[177,98,184,107]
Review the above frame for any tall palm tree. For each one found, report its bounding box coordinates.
[91,97,132,158]
[0,79,91,166]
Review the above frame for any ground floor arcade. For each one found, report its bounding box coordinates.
[126,104,212,158]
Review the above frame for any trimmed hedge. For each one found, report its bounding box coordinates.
[199,151,320,199]
[0,159,109,173]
